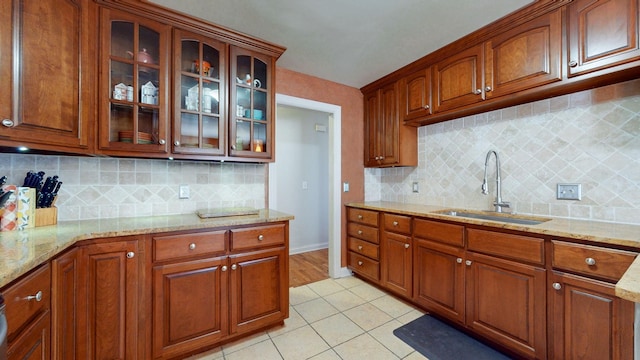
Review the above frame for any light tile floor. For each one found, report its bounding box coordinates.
[187,276,429,360]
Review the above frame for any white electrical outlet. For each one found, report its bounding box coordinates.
[557,183,581,200]
[179,184,190,199]
[412,182,419,193]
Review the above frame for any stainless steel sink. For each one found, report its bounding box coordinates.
[435,210,550,225]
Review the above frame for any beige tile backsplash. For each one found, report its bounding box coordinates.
[366,78,640,225]
[0,155,266,221]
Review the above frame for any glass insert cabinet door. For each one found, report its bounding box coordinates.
[173,30,226,156]
[231,47,272,158]
[99,8,170,153]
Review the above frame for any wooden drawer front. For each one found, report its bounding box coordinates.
[348,252,380,281]
[347,207,379,227]
[467,229,545,265]
[154,230,227,262]
[413,218,464,247]
[383,213,411,235]
[348,237,380,260]
[347,222,379,244]
[231,224,285,251]
[4,264,51,342]
[552,240,637,282]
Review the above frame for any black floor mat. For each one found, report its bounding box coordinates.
[393,315,513,360]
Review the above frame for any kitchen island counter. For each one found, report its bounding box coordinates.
[0,209,293,288]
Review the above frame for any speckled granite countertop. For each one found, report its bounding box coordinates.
[0,209,293,289]
[347,202,640,302]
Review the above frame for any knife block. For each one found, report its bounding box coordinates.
[35,207,57,227]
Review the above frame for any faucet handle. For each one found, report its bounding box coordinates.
[481,181,488,195]
[495,201,511,208]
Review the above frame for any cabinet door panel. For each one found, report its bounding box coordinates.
[402,68,432,121]
[549,271,634,360]
[229,247,288,335]
[7,312,50,360]
[83,240,139,360]
[379,84,399,165]
[568,0,640,76]
[153,257,228,359]
[466,252,546,359]
[0,0,90,150]
[52,249,80,360]
[434,45,484,112]
[485,9,562,98]
[381,232,412,298]
[413,239,465,324]
[364,91,380,166]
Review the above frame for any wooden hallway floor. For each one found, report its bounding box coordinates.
[289,248,329,287]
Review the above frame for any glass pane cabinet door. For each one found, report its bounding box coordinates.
[231,47,272,158]
[173,30,226,156]
[99,9,169,153]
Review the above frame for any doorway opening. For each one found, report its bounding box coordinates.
[271,94,350,279]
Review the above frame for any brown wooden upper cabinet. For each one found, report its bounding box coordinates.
[0,0,92,153]
[364,83,417,168]
[434,9,562,113]
[484,9,562,98]
[173,29,227,157]
[229,47,274,160]
[401,68,432,121]
[97,7,171,156]
[567,0,640,77]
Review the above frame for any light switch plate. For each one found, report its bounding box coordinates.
[343,182,350,192]
[412,182,419,193]
[179,184,190,199]
[557,183,581,200]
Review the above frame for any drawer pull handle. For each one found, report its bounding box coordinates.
[221,265,228,272]
[25,291,43,302]
[358,214,363,220]
[126,251,135,259]
[2,119,14,127]
[231,264,237,270]
[552,282,562,290]
[585,257,596,266]
[569,60,578,68]
[358,245,363,250]
[393,221,399,226]
[357,230,363,235]
[465,260,472,266]
[404,243,410,249]
[456,258,463,264]
[358,261,363,266]
[189,243,196,250]
[258,234,264,241]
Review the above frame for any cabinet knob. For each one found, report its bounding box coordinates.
[456,258,463,264]
[174,141,180,146]
[158,139,166,145]
[424,105,430,110]
[1,119,14,127]
[569,60,578,68]
[221,265,228,272]
[357,215,363,220]
[474,89,482,95]
[585,257,596,266]
[258,234,264,241]
[465,260,472,266]
[485,86,492,92]
[189,243,196,250]
[358,245,363,250]
[25,290,43,302]
[231,144,236,150]
[231,264,237,270]
[375,156,380,160]
[404,243,410,249]
[552,282,562,290]
[358,261,363,266]
[393,221,399,226]
[379,156,385,160]
[126,251,135,259]
[357,230,363,235]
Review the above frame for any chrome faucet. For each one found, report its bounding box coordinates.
[482,150,510,212]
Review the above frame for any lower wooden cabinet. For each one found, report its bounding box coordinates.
[549,271,634,360]
[381,231,412,299]
[153,256,228,359]
[4,264,51,360]
[51,248,81,360]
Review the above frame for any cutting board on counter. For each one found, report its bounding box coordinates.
[196,207,260,219]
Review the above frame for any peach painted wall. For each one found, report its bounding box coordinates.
[276,67,364,267]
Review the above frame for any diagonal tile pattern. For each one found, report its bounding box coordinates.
[187,277,428,360]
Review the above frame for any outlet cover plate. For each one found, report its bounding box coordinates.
[557,183,581,200]
[179,184,190,199]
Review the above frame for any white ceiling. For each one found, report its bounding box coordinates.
[150,0,532,88]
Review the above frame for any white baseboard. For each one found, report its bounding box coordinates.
[289,243,328,255]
